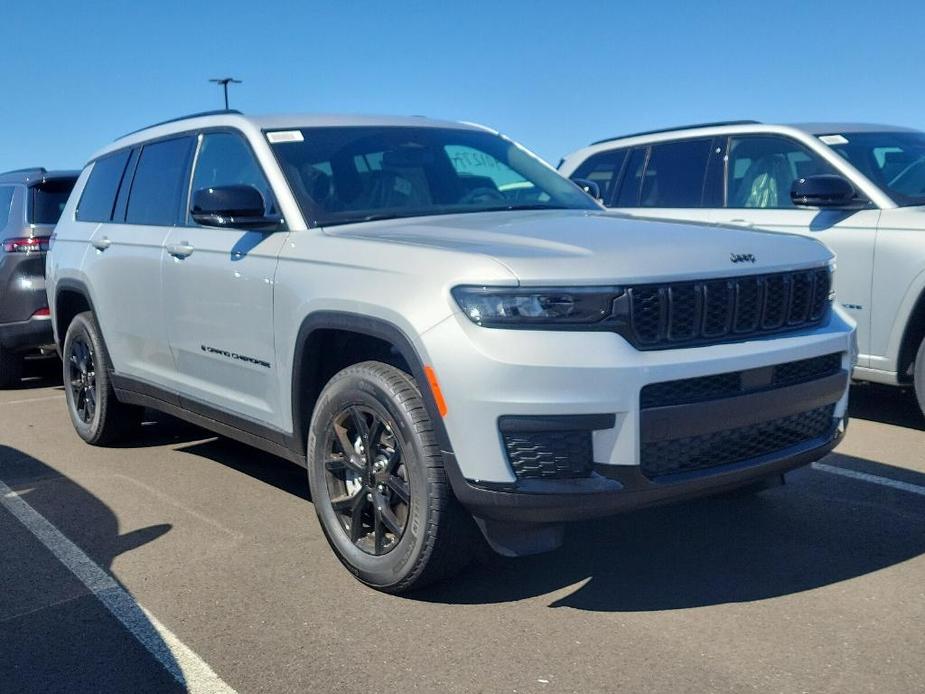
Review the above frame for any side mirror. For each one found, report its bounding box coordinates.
[790,175,863,209]
[191,185,283,230]
[572,178,603,202]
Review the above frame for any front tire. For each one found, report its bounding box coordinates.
[915,336,925,420]
[307,361,477,593]
[62,311,142,445]
[0,347,24,388]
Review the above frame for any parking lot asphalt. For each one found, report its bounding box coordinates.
[1,359,924,694]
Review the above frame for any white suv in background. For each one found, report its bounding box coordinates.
[561,121,925,416]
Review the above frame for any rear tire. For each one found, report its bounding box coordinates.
[62,311,142,445]
[0,347,24,388]
[915,336,925,420]
[307,361,478,593]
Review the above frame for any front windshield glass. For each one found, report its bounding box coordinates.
[821,131,925,206]
[268,126,597,226]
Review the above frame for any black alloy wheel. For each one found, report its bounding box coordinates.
[322,405,411,556]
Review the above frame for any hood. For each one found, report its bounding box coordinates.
[324,209,832,285]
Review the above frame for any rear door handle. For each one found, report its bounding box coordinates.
[167,242,194,259]
[91,236,111,251]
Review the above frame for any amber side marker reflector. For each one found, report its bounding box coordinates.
[423,365,448,417]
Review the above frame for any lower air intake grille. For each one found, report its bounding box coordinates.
[640,404,835,478]
[502,431,593,480]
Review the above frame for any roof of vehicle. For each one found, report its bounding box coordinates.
[95,110,490,161]
[0,167,80,186]
[787,122,921,135]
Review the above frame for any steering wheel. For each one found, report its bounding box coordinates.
[459,187,507,205]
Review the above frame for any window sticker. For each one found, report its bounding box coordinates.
[819,134,849,145]
[266,130,304,144]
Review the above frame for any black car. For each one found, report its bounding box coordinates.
[0,167,78,386]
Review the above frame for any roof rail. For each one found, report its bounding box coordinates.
[0,166,47,177]
[590,120,761,146]
[117,109,243,140]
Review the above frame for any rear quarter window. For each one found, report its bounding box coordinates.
[0,185,15,230]
[76,151,131,222]
[569,149,628,203]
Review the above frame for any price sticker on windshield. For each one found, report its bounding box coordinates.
[819,134,849,145]
[266,130,304,143]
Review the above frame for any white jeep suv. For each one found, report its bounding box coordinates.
[561,121,925,416]
[48,112,855,592]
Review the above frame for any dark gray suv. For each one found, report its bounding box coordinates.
[0,167,78,386]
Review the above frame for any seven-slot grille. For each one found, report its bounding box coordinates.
[625,268,831,349]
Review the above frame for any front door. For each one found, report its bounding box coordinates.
[161,130,288,425]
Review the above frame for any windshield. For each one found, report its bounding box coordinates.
[31,179,77,224]
[268,126,597,226]
[821,131,925,206]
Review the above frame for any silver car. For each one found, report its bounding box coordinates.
[48,112,855,592]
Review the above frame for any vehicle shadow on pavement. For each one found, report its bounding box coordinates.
[0,445,186,692]
[11,356,63,391]
[414,454,925,611]
[174,436,311,501]
[849,383,925,431]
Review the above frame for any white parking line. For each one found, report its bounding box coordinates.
[0,394,65,407]
[812,462,925,497]
[0,479,236,694]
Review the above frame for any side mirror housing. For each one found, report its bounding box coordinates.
[191,185,283,230]
[572,178,603,202]
[791,175,864,209]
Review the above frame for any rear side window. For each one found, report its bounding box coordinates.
[569,149,628,203]
[0,185,14,229]
[639,139,712,208]
[31,179,77,225]
[76,150,131,222]
[126,137,195,225]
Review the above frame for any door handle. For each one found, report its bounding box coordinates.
[91,236,112,251]
[167,242,195,259]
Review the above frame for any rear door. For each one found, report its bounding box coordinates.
[161,129,287,425]
[82,136,195,384]
[710,134,879,364]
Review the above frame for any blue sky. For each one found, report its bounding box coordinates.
[2,1,922,171]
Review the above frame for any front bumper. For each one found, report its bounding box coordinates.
[420,304,855,521]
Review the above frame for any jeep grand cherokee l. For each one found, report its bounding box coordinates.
[47,111,856,592]
[0,167,78,385]
[561,120,925,417]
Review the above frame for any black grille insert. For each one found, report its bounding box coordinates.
[640,353,843,409]
[624,268,831,350]
[502,431,593,480]
[640,405,835,478]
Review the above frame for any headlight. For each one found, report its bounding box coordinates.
[451,285,623,328]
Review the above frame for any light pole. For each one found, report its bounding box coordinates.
[209,77,242,110]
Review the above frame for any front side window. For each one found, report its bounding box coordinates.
[126,137,195,226]
[267,126,596,226]
[639,138,712,208]
[189,132,276,222]
[727,136,836,209]
[31,179,77,225]
[76,150,131,223]
[568,149,628,204]
[822,130,925,206]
